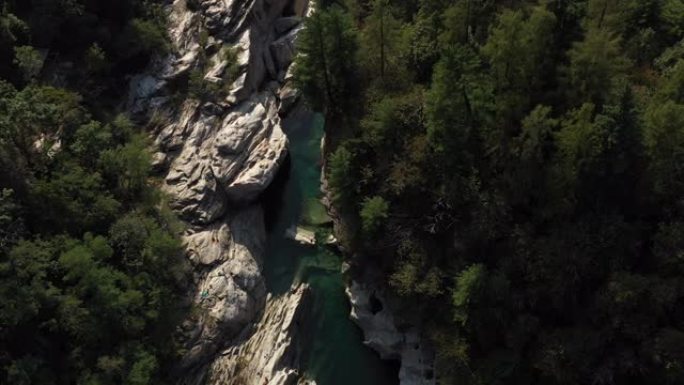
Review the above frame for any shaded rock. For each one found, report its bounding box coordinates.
[202,102,225,116]
[128,75,167,114]
[278,82,301,116]
[347,281,436,385]
[274,16,302,34]
[151,151,168,172]
[289,0,310,17]
[270,27,301,71]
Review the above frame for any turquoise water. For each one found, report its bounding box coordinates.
[261,112,398,385]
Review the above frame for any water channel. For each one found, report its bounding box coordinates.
[261,110,398,385]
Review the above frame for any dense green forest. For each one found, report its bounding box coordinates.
[296,0,684,384]
[0,1,189,384]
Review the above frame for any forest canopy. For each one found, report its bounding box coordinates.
[0,1,189,384]
[296,0,684,384]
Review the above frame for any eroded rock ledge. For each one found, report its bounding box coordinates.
[129,0,312,383]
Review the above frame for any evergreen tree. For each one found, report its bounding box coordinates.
[294,7,358,116]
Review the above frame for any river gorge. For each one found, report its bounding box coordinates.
[128,0,408,383]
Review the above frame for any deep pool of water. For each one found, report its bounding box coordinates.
[261,111,398,385]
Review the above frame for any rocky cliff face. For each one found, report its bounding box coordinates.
[129,0,312,383]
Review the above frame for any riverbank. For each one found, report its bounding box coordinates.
[261,108,399,385]
[319,119,437,385]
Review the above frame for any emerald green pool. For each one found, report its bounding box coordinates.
[261,111,398,385]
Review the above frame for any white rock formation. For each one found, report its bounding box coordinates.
[128,0,314,383]
[179,206,267,371]
[161,91,288,224]
[208,284,313,385]
[347,281,436,385]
